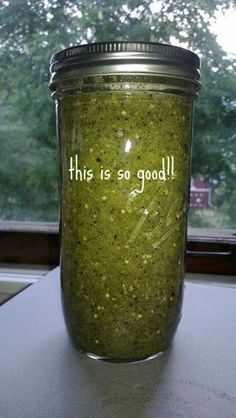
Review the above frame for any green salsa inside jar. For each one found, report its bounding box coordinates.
[57,75,194,362]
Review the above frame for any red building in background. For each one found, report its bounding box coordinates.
[190,177,212,210]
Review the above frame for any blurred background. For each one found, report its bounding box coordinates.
[0,0,235,229]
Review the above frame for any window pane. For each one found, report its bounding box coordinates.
[0,1,235,228]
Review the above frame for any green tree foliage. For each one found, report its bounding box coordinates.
[0,0,235,225]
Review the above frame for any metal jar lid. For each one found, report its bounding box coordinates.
[49,41,201,90]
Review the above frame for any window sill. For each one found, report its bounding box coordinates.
[0,222,235,276]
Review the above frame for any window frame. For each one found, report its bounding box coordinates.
[0,222,235,275]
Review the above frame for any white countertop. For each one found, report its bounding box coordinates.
[0,268,236,418]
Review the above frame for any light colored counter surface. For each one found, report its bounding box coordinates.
[0,268,236,418]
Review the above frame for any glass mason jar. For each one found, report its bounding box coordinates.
[49,42,201,362]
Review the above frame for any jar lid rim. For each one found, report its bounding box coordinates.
[50,41,200,69]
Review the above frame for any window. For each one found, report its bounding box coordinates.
[0,0,235,274]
